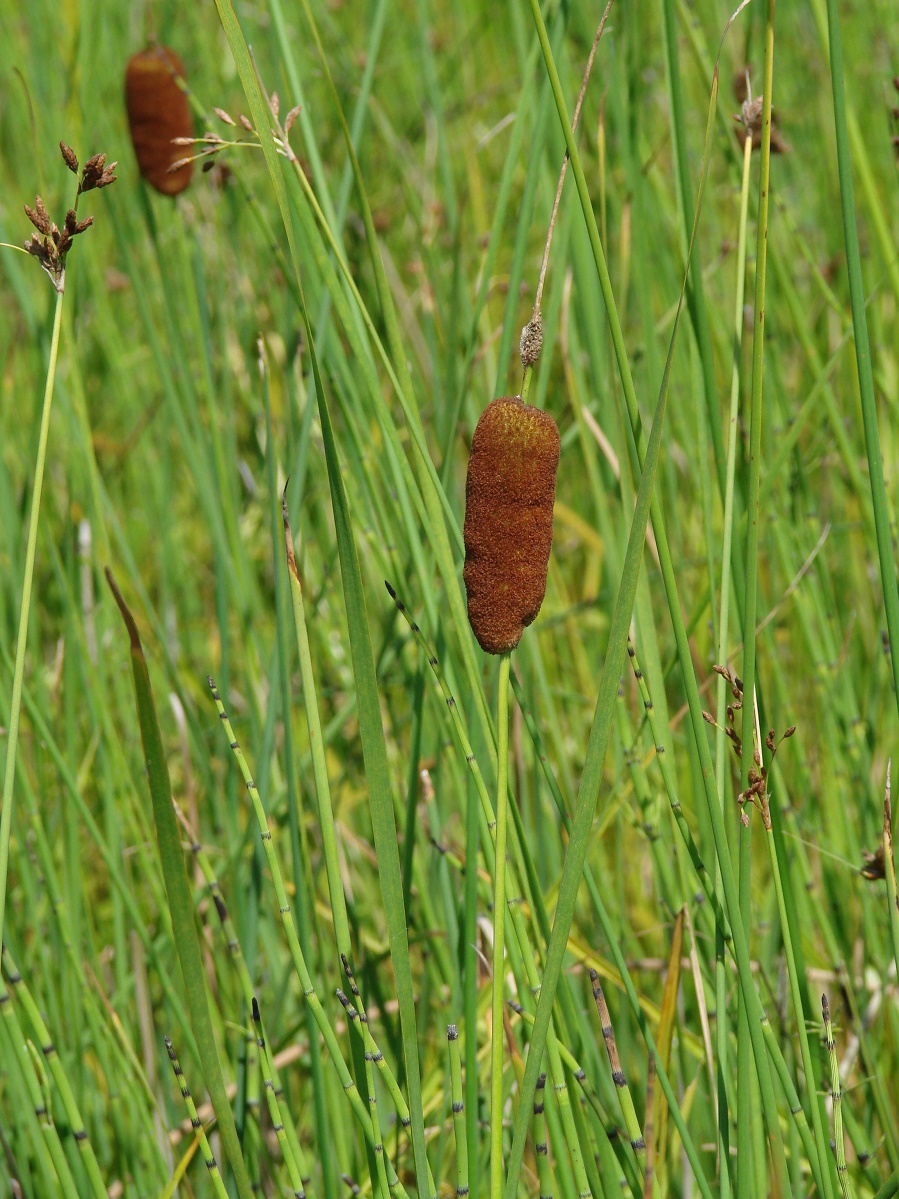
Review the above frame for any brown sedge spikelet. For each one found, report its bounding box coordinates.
[463,396,560,654]
[124,46,194,195]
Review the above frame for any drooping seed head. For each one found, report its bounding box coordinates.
[125,46,193,196]
[463,396,560,655]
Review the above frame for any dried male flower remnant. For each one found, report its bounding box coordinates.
[463,396,560,655]
[124,46,194,195]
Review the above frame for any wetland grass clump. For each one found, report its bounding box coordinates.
[463,396,560,655]
[124,46,194,195]
[4,3,899,1198]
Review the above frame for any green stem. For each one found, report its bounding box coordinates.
[448,1025,470,1199]
[822,0,899,725]
[716,127,752,1199]
[822,995,856,1199]
[283,499,352,957]
[490,652,512,1199]
[0,286,65,950]
[884,768,899,1003]
[829,0,899,724]
[736,4,791,1194]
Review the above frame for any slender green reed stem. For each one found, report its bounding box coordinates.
[715,121,753,1199]
[822,995,855,1199]
[490,652,512,1199]
[732,4,794,1193]
[883,765,899,999]
[822,0,899,722]
[164,1036,231,1199]
[872,1176,899,1199]
[448,1026,470,1199]
[0,287,64,951]
[283,498,352,956]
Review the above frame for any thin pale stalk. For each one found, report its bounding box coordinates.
[733,3,792,1194]
[0,287,64,950]
[716,124,753,1199]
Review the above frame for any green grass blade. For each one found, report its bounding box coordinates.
[822,0,899,721]
[105,570,253,1199]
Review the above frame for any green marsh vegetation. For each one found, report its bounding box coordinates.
[1,1,898,1196]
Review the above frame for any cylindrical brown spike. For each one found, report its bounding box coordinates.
[125,47,193,196]
[463,396,560,655]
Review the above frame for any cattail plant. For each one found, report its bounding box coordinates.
[125,46,194,194]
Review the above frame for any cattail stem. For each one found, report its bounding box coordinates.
[489,651,513,1199]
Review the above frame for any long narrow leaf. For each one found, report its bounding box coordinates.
[105,569,253,1199]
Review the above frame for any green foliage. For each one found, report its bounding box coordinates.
[1,1,898,1197]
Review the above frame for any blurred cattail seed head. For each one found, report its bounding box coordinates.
[463,396,560,654]
[125,46,194,195]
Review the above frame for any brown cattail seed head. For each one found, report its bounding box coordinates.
[519,312,544,368]
[463,396,560,654]
[124,46,194,196]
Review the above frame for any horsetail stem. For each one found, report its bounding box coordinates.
[822,995,855,1199]
[533,1074,554,1199]
[208,678,411,1199]
[334,987,391,1199]
[250,997,307,1197]
[174,799,311,1193]
[164,1036,230,1199]
[448,1026,470,1199]
[589,972,650,1170]
[1,946,107,1199]
[0,977,79,1196]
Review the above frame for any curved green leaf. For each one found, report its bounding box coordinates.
[105,569,253,1199]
